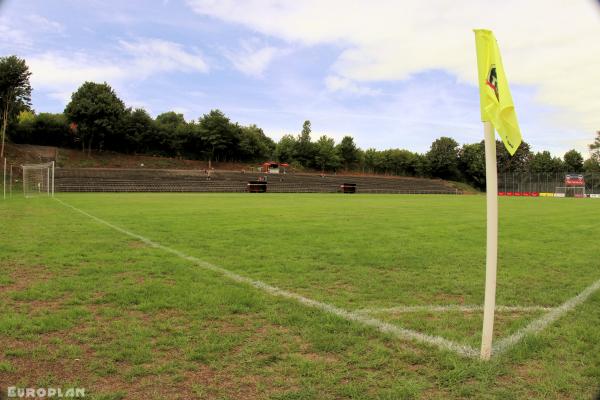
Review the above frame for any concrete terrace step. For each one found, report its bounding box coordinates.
[54,168,460,194]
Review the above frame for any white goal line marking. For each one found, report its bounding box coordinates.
[55,198,479,358]
[356,305,554,314]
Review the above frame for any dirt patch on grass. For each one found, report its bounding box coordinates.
[0,334,94,389]
[127,241,147,249]
[0,263,54,293]
[182,366,265,400]
[12,299,67,313]
[0,264,73,311]
[113,271,146,285]
[0,309,281,399]
[501,361,546,386]
[298,351,339,363]
[419,386,453,399]
[430,294,466,304]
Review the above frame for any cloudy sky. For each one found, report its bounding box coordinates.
[1,0,599,156]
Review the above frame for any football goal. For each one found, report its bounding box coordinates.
[22,161,55,198]
[554,186,585,198]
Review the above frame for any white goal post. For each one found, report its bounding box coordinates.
[22,161,55,198]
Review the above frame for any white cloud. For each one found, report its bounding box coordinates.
[29,52,127,101]
[119,38,209,76]
[222,39,285,77]
[0,17,32,49]
[325,75,380,96]
[25,14,65,34]
[185,0,600,133]
[28,38,209,105]
[0,14,65,54]
[0,15,65,52]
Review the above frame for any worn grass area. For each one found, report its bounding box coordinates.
[1,193,599,399]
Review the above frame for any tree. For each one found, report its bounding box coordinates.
[0,55,32,157]
[356,148,365,172]
[276,134,297,164]
[336,136,359,171]
[238,124,275,161]
[12,111,72,147]
[118,108,156,153]
[314,135,340,172]
[156,111,186,127]
[412,153,429,177]
[563,149,584,172]
[385,149,420,176]
[551,156,565,172]
[155,111,188,156]
[64,82,125,155]
[529,150,554,173]
[529,151,563,173]
[496,140,531,173]
[34,113,71,147]
[293,120,316,167]
[529,151,550,173]
[458,141,486,188]
[589,131,600,161]
[11,110,35,143]
[583,157,600,173]
[198,109,235,167]
[426,137,460,180]
[363,148,380,173]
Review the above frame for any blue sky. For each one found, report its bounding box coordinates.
[1,0,598,156]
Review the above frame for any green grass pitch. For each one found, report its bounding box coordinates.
[1,193,599,399]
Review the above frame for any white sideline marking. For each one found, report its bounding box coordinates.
[54,198,479,358]
[356,305,554,314]
[492,278,600,356]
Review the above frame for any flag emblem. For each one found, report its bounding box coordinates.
[486,65,499,101]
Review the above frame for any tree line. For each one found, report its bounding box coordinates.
[2,55,600,189]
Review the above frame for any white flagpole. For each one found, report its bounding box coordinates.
[480,120,498,360]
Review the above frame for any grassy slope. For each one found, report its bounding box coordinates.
[1,194,599,399]
[445,180,480,194]
[5,143,242,170]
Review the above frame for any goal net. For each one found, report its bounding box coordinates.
[22,162,54,198]
[554,186,585,198]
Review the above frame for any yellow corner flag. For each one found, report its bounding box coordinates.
[474,29,522,155]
